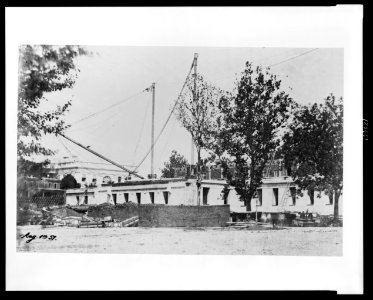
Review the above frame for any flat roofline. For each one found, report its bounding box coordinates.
[17,176,61,182]
[104,178,188,187]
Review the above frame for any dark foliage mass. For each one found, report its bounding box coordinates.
[60,174,81,189]
[161,150,188,178]
[17,45,88,177]
[215,62,295,211]
[282,95,343,221]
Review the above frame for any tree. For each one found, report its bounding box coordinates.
[17,158,51,179]
[174,74,221,204]
[18,45,88,177]
[216,62,295,211]
[161,150,188,178]
[60,174,81,189]
[282,95,343,223]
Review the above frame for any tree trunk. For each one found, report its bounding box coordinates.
[246,195,252,212]
[328,189,334,205]
[333,190,340,225]
[196,148,201,206]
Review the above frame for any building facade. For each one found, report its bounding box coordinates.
[17,176,64,198]
[47,156,133,187]
[65,176,343,217]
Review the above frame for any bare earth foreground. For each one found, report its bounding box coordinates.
[16,226,342,256]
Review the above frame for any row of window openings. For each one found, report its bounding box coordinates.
[256,188,334,206]
[115,189,210,205]
[25,182,59,188]
[78,192,170,205]
[115,188,209,205]
[112,189,210,205]
[81,177,123,183]
[113,192,169,205]
[81,178,97,182]
[76,188,334,206]
[76,189,211,206]
[76,195,89,205]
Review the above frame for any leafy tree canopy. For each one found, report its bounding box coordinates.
[17,45,88,177]
[17,158,51,179]
[174,73,221,204]
[60,174,81,189]
[215,62,295,211]
[161,150,189,178]
[282,94,343,220]
[175,74,222,152]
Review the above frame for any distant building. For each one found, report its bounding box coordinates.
[46,155,133,187]
[17,176,64,198]
[59,153,342,216]
[229,159,343,216]
[171,162,232,180]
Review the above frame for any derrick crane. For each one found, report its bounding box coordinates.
[58,133,144,180]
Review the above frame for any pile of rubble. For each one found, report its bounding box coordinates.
[77,215,139,228]
[17,203,44,225]
[17,205,139,228]
[291,212,343,227]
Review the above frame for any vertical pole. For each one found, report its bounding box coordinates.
[191,136,194,165]
[151,82,155,178]
[193,53,200,205]
[191,54,197,167]
[256,201,258,222]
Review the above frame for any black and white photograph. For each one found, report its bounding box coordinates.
[15,45,344,256]
[6,6,363,292]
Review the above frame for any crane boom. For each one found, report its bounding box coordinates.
[58,133,144,179]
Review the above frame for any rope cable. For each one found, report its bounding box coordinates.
[132,92,151,164]
[268,48,319,68]
[57,135,75,157]
[132,58,195,173]
[69,90,145,126]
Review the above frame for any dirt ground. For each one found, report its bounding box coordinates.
[16,226,342,256]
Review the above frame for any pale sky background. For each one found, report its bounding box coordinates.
[38,46,343,177]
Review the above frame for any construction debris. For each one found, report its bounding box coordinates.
[120,216,139,227]
[21,205,140,228]
[18,203,342,229]
[77,214,110,228]
[226,221,252,228]
[292,212,320,227]
[17,206,44,225]
[226,220,275,229]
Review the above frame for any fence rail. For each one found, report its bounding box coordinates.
[17,194,66,208]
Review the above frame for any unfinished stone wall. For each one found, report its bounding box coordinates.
[87,203,230,227]
[88,203,139,221]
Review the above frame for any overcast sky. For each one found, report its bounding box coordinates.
[39,46,343,178]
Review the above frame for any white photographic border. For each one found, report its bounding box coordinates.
[6,6,363,293]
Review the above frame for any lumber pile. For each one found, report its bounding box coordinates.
[24,206,140,228]
[226,221,274,229]
[226,221,252,228]
[120,216,139,227]
[226,221,267,228]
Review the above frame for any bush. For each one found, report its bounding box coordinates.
[60,174,80,189]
